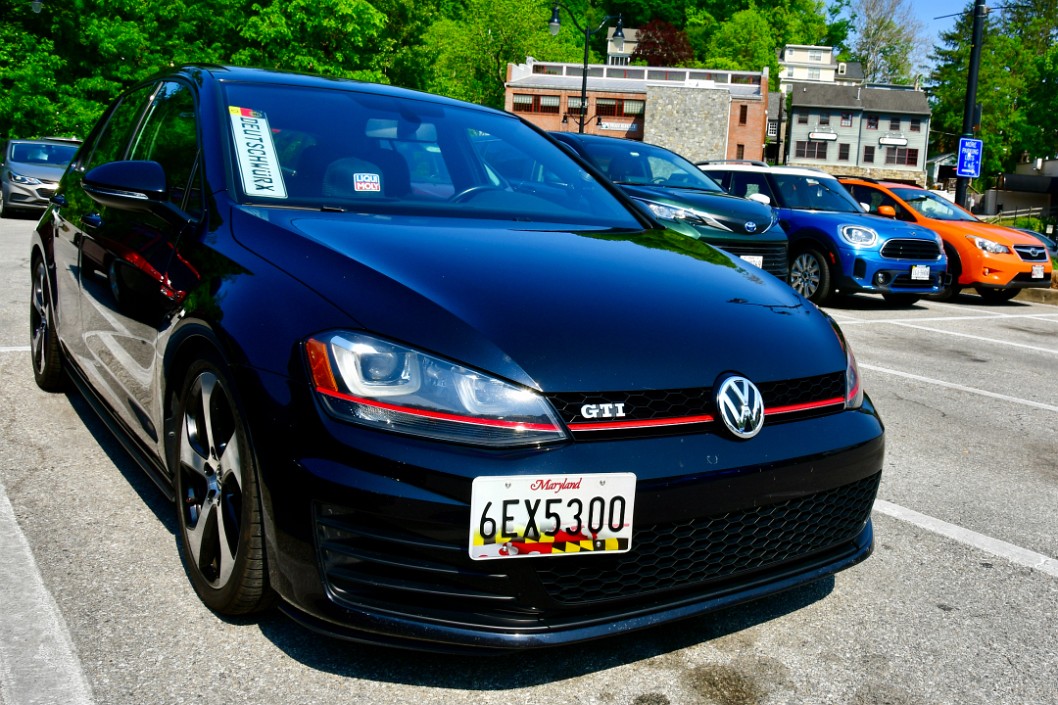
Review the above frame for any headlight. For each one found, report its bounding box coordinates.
[826,315,863,410]
[840,224,878,247]
[966,235,1010,254]
[305,332,569,447]
[10,172,42,186]
[638,199,732,232]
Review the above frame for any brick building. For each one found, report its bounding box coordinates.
[504,58,770,163]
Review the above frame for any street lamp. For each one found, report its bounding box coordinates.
[548,3,624,134]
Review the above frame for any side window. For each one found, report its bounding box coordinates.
[129,81,202,217]
[730,172,775,202]
[83,84,155,172]
[850,185,913,221]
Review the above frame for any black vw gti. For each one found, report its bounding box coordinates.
[30,65,884,652]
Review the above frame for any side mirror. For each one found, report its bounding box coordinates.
[82,160,190,228]
[876,205,897,218]
[746,193,771,206]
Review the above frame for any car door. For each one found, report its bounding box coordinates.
[77,80,204,449]
[50,84,157,367]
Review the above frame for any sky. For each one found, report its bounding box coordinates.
[910,0,975,74]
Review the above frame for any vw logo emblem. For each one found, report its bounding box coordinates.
[716,375,764,439]
[744,221,758,233]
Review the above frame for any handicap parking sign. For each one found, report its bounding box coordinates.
[957,138,983,178]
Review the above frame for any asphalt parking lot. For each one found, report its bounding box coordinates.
[1,214,1056,705]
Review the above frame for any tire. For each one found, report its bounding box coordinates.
[932,244,963,301]
[975,287,1020,303]
[171,353,273,615]
[30,257,66,391]
[789,249,832,304]
[881,293,921,306]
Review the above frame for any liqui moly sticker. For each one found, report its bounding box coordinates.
[354,173,381,192]
[228,106,287,199]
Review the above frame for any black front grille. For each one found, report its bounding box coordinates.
[1013,245,1049,262]
[881,238,941,260]
[536,472,880,603]
[315,472,881,624]
[716,243,789,280]
[547,371,845,439]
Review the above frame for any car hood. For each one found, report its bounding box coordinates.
[620,184,778,237]
[5,160,67,182]
[781,208,935,240]
[925,218,1049,246]
[233,207,846,392]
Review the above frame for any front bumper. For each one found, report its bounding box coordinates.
[246,367,885,652]
[2,180,57,211]
[836,248,947,295]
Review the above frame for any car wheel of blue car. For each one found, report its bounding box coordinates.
[173,354,274,615]
[790,249,831,303]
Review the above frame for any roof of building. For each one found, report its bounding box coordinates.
[789,84,930,115]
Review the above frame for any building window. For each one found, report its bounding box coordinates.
[622,99,644,116]
[910,118,921,132]
[885,147,919,166]
[819,113,830,126]
[595,98,643,118]
[809,50,822,61]
[795,141,828,159]
[863,145,875,163]
[808,68,821,80]
[567,96,586,116]
[736,144,745,159]
[838,143,850,161]
[866,115,879,130]
[767,121,778,138]
[512,94,560,114]
[739,105,748,125]
[841,113,853,127]
[889,117,900,131]
[797,113,809,125]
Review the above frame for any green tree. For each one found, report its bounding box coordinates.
[419,0,583,108]
[702,7,779,76]
[847,0,927,84]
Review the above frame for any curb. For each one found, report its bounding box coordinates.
[1017,287,1058,305]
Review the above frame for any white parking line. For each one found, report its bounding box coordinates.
[0,485,94,705]
[874,500,1058,578]
[860,364,1058,413]
[887,321,1058,355]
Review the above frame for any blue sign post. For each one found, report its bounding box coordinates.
[957,138,983,178]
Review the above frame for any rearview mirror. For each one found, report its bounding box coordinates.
[747,193,771,206]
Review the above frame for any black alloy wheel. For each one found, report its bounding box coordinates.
[789,249,832,303]
[30,258,65,391]
[172,354,273,615]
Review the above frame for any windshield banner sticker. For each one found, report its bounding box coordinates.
[229,106,287,199]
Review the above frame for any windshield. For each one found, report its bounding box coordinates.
[891,187,977,222]
[772,173,862,213]
[574,140,724,192]
[9,142,79,165]
[221,83,640,230]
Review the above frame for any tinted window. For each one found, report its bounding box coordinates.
[129,81,202,216]
[221,83,641,230]
[83,84,155,171]
[772,174,861,212]
[9,142,79,165]
[891,187,976,222]
[575,140,723,192]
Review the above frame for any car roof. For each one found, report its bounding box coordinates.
[166,64,500,116]
[697,161,837,179]
[839,177,922,190]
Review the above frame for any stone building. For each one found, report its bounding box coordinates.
[504,58,769,162]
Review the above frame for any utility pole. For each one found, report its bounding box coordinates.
[954,0,987,209]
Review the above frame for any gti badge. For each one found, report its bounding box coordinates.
[580,403,627,419]
[716,375,764,439]
[744,221,758,233]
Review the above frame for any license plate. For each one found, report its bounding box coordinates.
[741,255,764,269]
[1032,264,1045,279]
[469,473,636,560]
[911,265,931,281]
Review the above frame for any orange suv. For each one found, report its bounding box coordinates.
[840,178,1052,302]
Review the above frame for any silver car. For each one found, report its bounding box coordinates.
[1,138,81,217]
